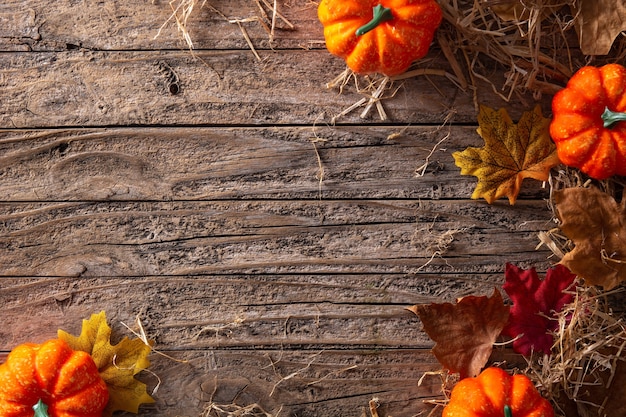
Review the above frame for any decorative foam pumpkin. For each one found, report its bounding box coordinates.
[442,367,554,417]
[318,0,443,76]
[0,339,109,417]
[550,63,626,179]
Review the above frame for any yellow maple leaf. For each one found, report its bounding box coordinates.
[58,311,155,416]
[453,105,559,205]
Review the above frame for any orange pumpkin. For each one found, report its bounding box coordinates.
[0,339,109,417]
[550,63,626,179]
[318,0,442,76]
[442,367,554,417]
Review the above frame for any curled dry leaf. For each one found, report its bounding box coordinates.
[453,105,559,204]
[501,263,577,356]
[572,0,626,55]
[408,289,510,378]
[554,186,626,290]
[58,311,155,416]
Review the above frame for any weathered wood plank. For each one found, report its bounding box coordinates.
[0,199,554,277]
[1,0,321,51]
[146,350,448,417]
[0,274,508,349]
[0,50,548,128]
[0,126,553,201]
[144,348,445,417]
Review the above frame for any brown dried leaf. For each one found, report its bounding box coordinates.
[572,0,626,55]
[554,186,626,289]
[408,289,510,378]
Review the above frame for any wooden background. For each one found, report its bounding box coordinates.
[0,1,557,416]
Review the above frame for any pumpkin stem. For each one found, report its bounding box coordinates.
[602,106,626,128]
[355,4,394,36]
[504,405,513,417]
[33,399,49,417]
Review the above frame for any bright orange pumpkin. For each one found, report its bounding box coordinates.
[442,367,554,417]
[550,63,626,179]
[0,339,109,417]
[318,0,442,76]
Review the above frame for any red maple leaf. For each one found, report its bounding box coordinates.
[501,263,577,356]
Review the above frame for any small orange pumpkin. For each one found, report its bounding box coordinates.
[442,367,554,417]
[318,0,442,76]
[0,339,109,417]
[550,63,626,179]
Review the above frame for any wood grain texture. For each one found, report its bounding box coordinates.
[0,49,539,127]
[0,1,560,416]
[0,199,553,277]
[0,126,551,201]
[1,0,318,51]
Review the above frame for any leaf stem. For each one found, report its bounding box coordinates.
[33,399,49,417]
[355,4,393,36]
[602,106,626,129]
[504,405,513,417]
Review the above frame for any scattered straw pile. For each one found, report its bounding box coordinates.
[438,0,572,101]
[526,285,626,417]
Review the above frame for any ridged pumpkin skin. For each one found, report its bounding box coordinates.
[550,63,626,179]
[318,0,442,76]
[442,367,554,417]
[0,339,109,417]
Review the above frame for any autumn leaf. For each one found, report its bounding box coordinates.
[554,186,626,290]
[453,105,559,204]
[408,289,510,378]
[501,263,577,356]
[572,0,626,55]
[58,311,155,416]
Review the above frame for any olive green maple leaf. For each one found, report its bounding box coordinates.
[58,311,154,416]
[453,105,559,204]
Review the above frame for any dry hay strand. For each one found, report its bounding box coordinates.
[524,284,626,417]
[201,372,282,417]
[155,0,206,49]
[156,0,294,56]
[326,66,458,123]
[201,402,280,417]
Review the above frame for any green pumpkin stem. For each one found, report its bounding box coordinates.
[33,399,49,417]
[602,106,626,128]
[355,4,393,36]
[504,405,513,417]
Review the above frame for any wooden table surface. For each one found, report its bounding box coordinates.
[0,1,556,416]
